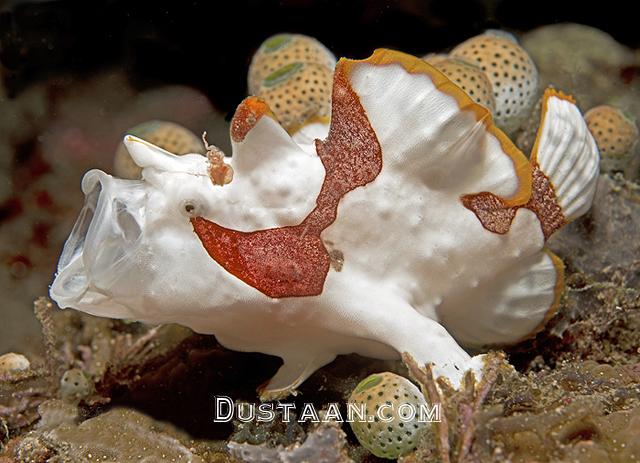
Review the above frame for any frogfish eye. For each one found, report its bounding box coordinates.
[181,199,203,217]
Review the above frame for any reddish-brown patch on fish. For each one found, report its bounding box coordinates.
[230,97,274,143]
[192,63,382,298]
[461,164,565,240]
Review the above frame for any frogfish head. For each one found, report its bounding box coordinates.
[50,136,231,323]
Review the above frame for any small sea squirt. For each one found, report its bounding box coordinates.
[349,372,430,459]
[584,105,638,173]
[49,49,599,400]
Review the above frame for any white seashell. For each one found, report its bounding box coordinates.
[50,49,598,399]
[0,352,30,375]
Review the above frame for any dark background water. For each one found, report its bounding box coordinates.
[1,0,639,116]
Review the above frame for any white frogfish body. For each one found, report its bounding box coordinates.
[50,50,599,400]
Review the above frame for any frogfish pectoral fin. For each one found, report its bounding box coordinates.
[461,89,599,241]
[529,88,600,223]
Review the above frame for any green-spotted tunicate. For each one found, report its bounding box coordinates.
[349,372,431,459]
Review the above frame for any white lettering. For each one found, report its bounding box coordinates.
[298,403,320,422]
[377,403,394,422]
[236,402,255,422]
[418,403,440,422]
[277,403,295,422]
[257,403,275,422]
[324,403,344,422]
[346,403,367,423]
[213,396,233,422]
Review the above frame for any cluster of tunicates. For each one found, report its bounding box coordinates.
[521,23,640,176]
[425,27,640,176]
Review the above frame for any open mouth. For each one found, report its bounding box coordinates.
[50,170,146,309]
